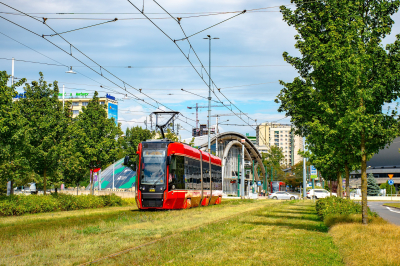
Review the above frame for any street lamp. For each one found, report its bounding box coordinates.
[66,66,76,74]
[203,35,219,155]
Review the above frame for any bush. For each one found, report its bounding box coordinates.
[0,193,124,216]
[315,196,376,220]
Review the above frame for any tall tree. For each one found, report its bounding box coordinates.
[18,73,71,195]
[277,0,400,224]
[123,126,154,155]
[70,91,122,195]
[0,71,33,194]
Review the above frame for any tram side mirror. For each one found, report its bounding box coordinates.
[124,155,129,166]
[123,155,137,170]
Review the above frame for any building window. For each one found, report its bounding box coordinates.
[100,101,105,105]
[82,102,89,106]
[72,102,79,106]
[72,110,79,115]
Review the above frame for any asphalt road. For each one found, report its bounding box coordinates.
[368,202,400,225]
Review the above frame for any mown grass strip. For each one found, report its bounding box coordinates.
[0,199,274,265]
[330,221,400,266]
[96,201,343,266]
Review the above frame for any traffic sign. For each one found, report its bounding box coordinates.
[310,165,318,179]
[388,174,394,179]
[388,180,394,185]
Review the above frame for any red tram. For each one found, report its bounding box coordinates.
[129,140,222,210]
[270,181,286,193]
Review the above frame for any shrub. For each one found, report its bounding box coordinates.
[100,194,123,206]
[315,196,376,220]
[0,193,124,216]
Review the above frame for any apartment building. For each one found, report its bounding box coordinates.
[60,93,118,124]
[256,122,303,166]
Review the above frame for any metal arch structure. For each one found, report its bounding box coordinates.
[199,131,266,182]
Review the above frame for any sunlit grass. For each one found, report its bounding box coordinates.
[0,199,275,265]
[330,221,400,266]
[98,201,343,266]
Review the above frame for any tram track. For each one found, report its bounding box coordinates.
[78,201,277,265]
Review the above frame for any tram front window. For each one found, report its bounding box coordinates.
[141,149,166,185]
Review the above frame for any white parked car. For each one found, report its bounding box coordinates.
[307,189,336,199]
[268,191,299,200]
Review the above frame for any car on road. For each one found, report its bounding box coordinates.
[307,189,336,199]
[268,191,299,200]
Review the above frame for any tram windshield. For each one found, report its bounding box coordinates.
[141,149,167,185]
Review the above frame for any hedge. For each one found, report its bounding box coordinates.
[315,196,376,220]
[0,193,124,216]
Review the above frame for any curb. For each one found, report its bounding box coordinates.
[382,204,400,210]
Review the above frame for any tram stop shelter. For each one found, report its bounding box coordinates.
[191,132,266,197]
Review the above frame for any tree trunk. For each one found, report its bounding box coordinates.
[337,172,342,198]
[77,184,79,196]
[90,169,94,195]
[345,163,350,199]
[55,187,58,194]
[43,168,47,195]
[329,181,332,196]
[361,130,368,225]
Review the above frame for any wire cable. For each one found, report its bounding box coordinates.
[174,10,246,41]
[0,3,196,129]
[131,0,271,144]
[42,18,118,37]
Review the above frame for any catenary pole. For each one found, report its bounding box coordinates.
[303,137,307,198]
[112,160,115,190]
[62,84,65,110]
[11,57,14,86]
[241,142,245,198]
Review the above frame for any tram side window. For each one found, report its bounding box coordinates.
[184,164,192,190]
[169,155,185,189]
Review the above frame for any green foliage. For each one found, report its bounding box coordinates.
[67,91,122,194]
[367,173,380,196]
[315,197,376,221]
[162,128,179,142]
[0,193,123,216]
[188,137,195,147]
[379,181,397,194]
[0,71,33,191]
[123,126,154,155]
[277,0,400,223]
[18,73,72,193]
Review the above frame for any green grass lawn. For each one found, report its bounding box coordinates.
[383,203,400,209]
[0,200,344,265]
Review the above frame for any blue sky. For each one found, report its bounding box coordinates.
[1,0,400,140]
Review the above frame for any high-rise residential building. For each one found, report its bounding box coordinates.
[256,122,303,166]
[59,93,118,124]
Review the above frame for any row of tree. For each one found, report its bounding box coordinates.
[0,71,157,195]
[275,0,400,224]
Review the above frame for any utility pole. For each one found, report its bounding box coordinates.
[62,85,65,110]
[241,141,245,198]
[112,160,115,190]
[11,57,14,86]
[303,137,307,199]
[237,153,240,197]
[204,35,219,154]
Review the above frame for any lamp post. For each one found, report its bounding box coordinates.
[203,35,219,155]
[215,117,229,157]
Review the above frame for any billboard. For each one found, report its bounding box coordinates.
[108,103,118,125]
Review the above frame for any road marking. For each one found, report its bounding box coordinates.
[386,207,400,214]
